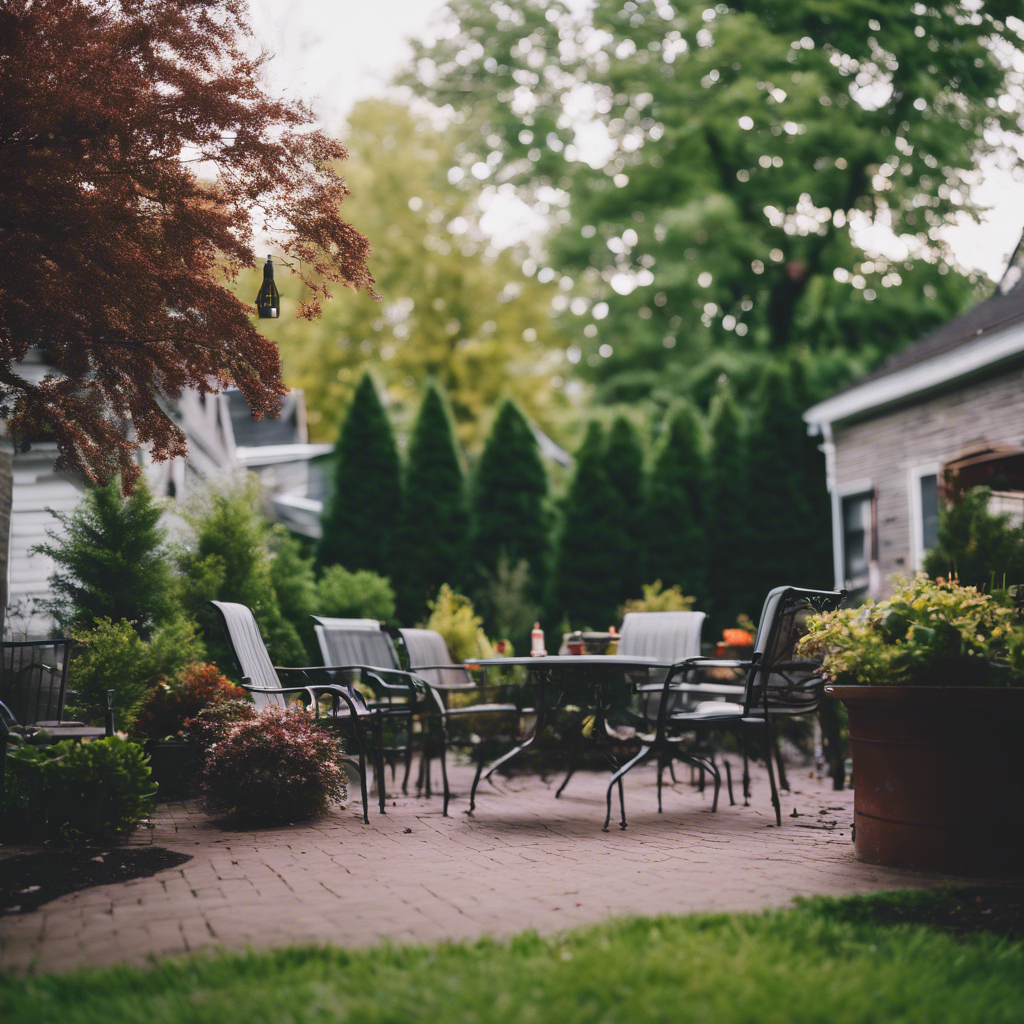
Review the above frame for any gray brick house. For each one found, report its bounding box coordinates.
[803,244,1024,599]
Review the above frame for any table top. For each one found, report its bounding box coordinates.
[470,654,668,669]
[30,724,108,740]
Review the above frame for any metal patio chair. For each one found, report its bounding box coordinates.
[1,637,73,727]
[397,627,524,812]
[606,586,844,831]
[211,600,412,823]
[312,616,453,814]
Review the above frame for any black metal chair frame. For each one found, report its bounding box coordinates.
[1,637,73,727]
[602,586,845,831]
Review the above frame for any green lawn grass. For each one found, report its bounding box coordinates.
[2,891,1022,1024]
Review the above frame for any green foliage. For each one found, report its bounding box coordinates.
[707,387,749,626]
[923,487,1024,590]
[67,617,205,729]
[478,555,536,651]
[3,736,156,842]
[642,403,708,603]
[176,478,305,669]
[269,528,320,659]
[423,584,494,662]
[470,399,550,608]
[604,415,647,609]
[404,1,1009,397]
[553,422,631,630]
[621,581,696,615]
[243,100,568,449]
[4,893,1024,1023]
[396,384,470,621]
[34,476,175,638]
[745,362,833,606]
[315,566,396,622]
[317,372,402,581]
[800,573,1024,687]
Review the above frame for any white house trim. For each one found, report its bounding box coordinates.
[831,477,873,592]
[803,318,1024,434]
[908,462,942,571]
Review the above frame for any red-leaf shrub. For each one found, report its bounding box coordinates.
[200,706,346,825]
[185,699,259,754]
[134,663,246,741]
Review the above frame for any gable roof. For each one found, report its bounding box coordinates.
[804,236,1024,433]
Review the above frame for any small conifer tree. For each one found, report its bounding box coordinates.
[34,476,175,637]
[642,403,709,603]
[604,415,647,609]
[395,384,469,622]
[469,399,550,605]
[553,422,630,629]
[707,386,750,627]
[317,372,401,579]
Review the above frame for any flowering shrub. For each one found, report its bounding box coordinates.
[200,706,346,825]
[184,699,259,753]
[799,573,1024,687]
[133,663,246,740]
[722,628,754,647]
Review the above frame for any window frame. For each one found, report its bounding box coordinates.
[908,462,942,571]
[832,478,874,592]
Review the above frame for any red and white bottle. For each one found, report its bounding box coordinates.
[530,621,547,657]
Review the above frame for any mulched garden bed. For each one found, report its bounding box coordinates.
[0,847,192,915]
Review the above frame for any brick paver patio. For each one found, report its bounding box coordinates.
[1,761,952,973]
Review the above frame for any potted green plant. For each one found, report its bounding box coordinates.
[800,573,1024,875]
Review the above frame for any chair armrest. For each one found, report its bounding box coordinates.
[637,682,746,696]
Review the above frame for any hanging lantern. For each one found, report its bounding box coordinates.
[255,255,280,318]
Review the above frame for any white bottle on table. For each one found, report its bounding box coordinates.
[530,621,546,657]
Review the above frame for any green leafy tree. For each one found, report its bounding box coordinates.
[470,399,550,609]
[643,403,709,603]
[553,422,630,629]
[245,99,570,449]
[269,529,319,660]
[396,384,470,622]
[317,373,402,580]
[316,567,397,622]
[604,415,647,607]
[405,1,1015,394]
[924,487,1024,590]
[34,476,176,638]
[707,387,750,626]
[177,479,305,669]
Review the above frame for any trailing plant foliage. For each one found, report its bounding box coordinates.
[3,735,156,842]
[34,476,176,637]
[316,566,396,622]
[67,617,205,729]
[396,384,469,622]
[200,706,346,825]
[800,574,1024,687]
[553,422,631,630]
[469,399,550,607]
[923,487,1024,591]
[133,663,245,741]
[317,373,402,579]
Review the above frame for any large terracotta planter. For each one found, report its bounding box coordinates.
[826,685,1024,876]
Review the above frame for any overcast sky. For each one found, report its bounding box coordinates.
[249,0,1024,282]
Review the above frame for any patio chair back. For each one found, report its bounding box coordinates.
[1,636,73,726]
[743,587,845,716]
[399,628,471,690]
[209,600,286,708]
[312,617,401,672]
[619,611,705,719]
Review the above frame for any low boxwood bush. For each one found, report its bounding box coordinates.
[2,736,156,842]
[200,706,346,825]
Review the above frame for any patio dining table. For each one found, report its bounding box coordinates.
[465,654,745,811]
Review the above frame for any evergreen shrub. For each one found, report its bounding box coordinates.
[316,566,396,621]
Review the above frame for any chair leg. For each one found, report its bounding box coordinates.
[617,777,627,830]
[402,712,415,795]
[762,719,782,826]
[467,750,487,815]
[436,716,450,818]
[741,738,751,805]
[771,728,790,792]
[668,759,678,784]
[656,758,664,813]
[350,722,370,824]
[724,759,735,806]
[603,745,652,832]
[555,765,575,799]
[372,714,387,815]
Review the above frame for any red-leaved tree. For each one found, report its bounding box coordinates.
[0,0,375,488]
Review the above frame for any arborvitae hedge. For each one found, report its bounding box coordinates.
[552,422,631,630]
[35,476,175,638]
[604,415,647,608]
[317,372,401,579]
[396,384,469,622]
[707,386,750,628]
[643,403,709,602]
[469,399,549,604]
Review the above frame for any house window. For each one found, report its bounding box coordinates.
[910,464,942,569]
[840,491,873,590]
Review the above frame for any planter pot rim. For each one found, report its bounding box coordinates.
[825,684,1024,707]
